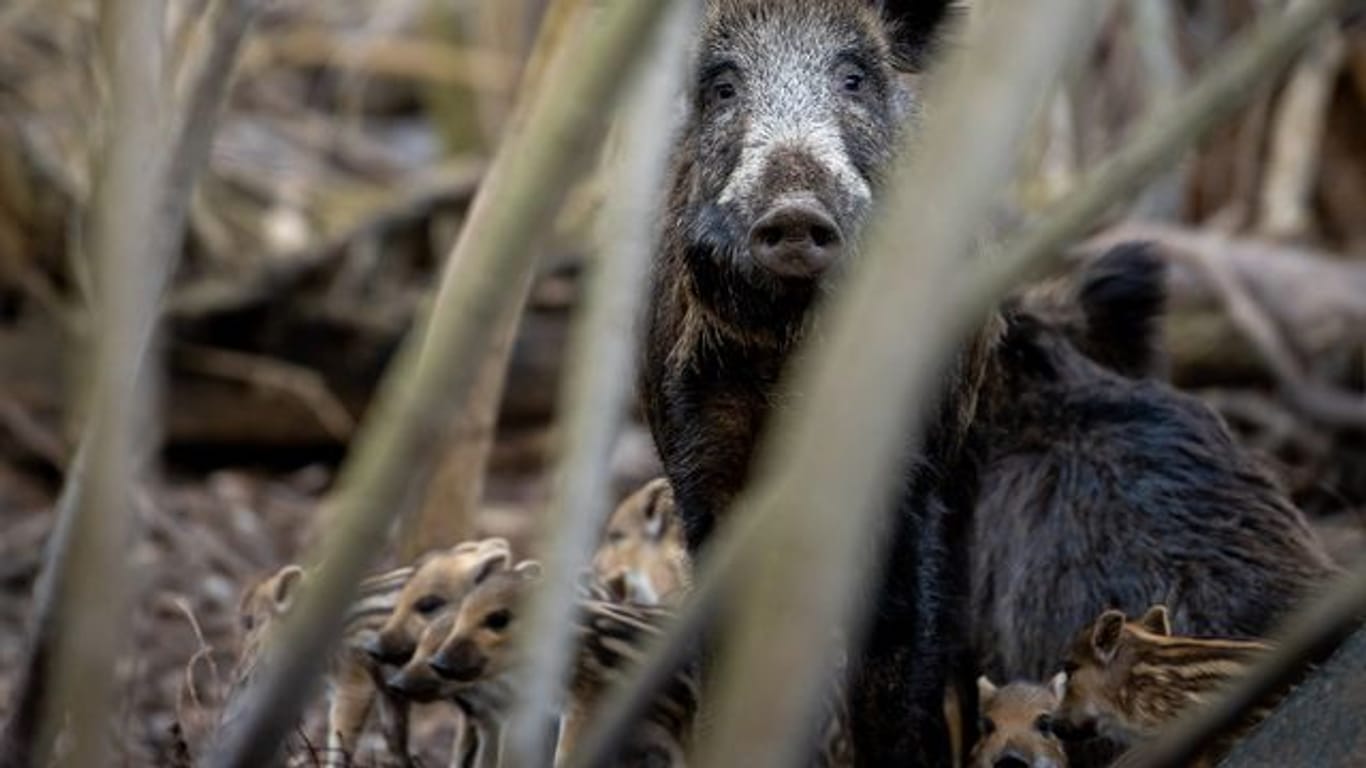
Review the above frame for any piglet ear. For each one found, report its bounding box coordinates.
[272,565,305,613]
[1091,610,1127,663]
[1138,605,1172,637]
[976,675,998,705]
[1049,671,1068,702]
[472,551,512,586]
[642,494,667,541]
[872,0,959,71]
[514,559,543,580]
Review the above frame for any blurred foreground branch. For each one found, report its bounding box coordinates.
[0,0,264,765]
[205,2,680,765]
[697,1,1100,764]
[400,0,597,561]
[569,0,1360,763]
[33,1,167,766]
[505,4,696,765]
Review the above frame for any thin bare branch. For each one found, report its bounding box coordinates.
[504,4,698,765]
[1257,2,1344,239]
[205,2,682,765]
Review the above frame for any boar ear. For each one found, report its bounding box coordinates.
[1091,610,1126,662]
[1078,242,1167,378]
[1138,605,1172,636]
[472,551,512,586]
[514,559,543,580]
[272,565,305,613]
[873,0,959,71]
[976,675,998,705]
[1049,671,1068,702]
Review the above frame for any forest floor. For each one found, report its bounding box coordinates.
[0,418,1362,766]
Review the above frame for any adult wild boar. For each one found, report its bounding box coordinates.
[972,244,1339,685]
[639,1,985,764]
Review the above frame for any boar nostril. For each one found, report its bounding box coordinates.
[748,202,842,279]
[810,222,837,248]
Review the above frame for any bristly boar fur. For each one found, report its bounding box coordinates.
[971,244,1340,685]
[640,2,985,765]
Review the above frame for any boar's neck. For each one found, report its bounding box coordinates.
[642,249,794,551]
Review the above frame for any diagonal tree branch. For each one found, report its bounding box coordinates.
[503,4,698,765]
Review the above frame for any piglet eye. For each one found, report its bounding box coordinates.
[485,609,512,631]
[1035,714,1054,735]
[978,717,995,736]
[415,595,446,615]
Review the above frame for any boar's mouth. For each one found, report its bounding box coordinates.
[683,202,826,325]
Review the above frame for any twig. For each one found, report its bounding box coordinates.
[160,0,265,285]
[503,4,697,765]
[204,2,682,765]
[398,0,596,562]
[0,399,67,470]
[176,343,356,441]
[173,597,220,713]
[568,0,1360,763]
[1257,3,1345,239]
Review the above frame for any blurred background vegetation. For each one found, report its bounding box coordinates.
[0,0,1363,764]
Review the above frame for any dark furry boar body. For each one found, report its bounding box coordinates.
[972,245,1340,684]
[639,1,984,765]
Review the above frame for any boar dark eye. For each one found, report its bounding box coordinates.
[415,595,446,615]
[712,80,736,102]
[835,59,869,96]
[485,609,512,631]
[1035,714,1054,735]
